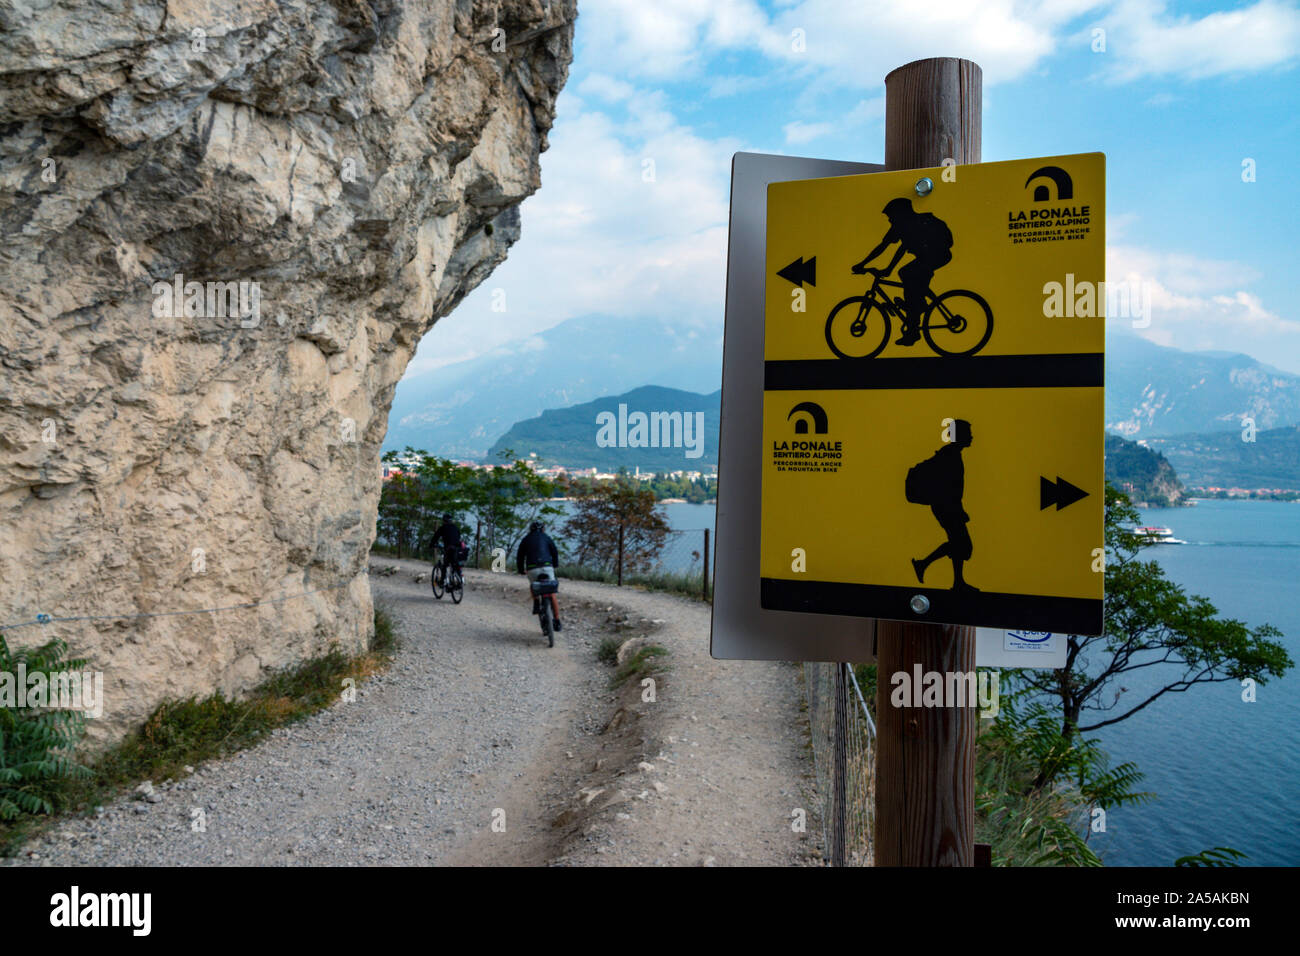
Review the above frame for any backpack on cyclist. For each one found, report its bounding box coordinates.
[905,452,943,505]
[914,212,953,257]
[529,570,559,596]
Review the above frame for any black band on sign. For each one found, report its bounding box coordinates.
[760,578,1103,636]
[763,353,1105,391]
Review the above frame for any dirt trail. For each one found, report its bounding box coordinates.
[6,560,819,867]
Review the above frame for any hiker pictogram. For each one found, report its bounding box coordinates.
[906,419,978,592]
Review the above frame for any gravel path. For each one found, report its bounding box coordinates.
[5,560,820,866]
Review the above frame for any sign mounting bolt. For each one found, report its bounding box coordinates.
[910,594,930,614]
[914,177,934,197]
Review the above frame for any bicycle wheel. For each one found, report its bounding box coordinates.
[431,563,444,599]
[825,296,891,360]
[450,568,463,604]
[922,290,993,357]
[539,600,554,647]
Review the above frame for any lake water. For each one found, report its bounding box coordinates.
[1091,499,1300,867]
[543,499,716,574]
[658,498,1298,866]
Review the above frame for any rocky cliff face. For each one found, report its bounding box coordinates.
[1104,433,1185,507]
[0,0,576,743]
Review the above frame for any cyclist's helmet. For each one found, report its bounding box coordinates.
[530,521,543,533]
[883,197,913,220]
[442,513,454,524]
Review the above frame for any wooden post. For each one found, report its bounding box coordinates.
[831,661,849,867]
[874,57,981,868]
[617,522,624,587]
[702,528,710,600]
[475,519,481,569]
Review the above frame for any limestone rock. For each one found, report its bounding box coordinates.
[0,0,576,745]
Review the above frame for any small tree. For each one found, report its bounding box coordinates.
[1016,483,1292,740]
[375,470,423,558]
[976,688,1152,866]
[471,459,562,560]
[408,452,478,556]
[377,449,477,558]
[565,474,669,576]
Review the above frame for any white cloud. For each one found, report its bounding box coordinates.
[409,3,1300,377]
[577,1,1298,93]
[577,73,637,103]
[1106,212,1139,241]
[783,120,833,144]
[1106,244,1300,368]
[705,73,773,98]
[1093,0,1300,81]
[576,0,771,80]
[753,0,1094,87]
[408,84,739,376]
[846,96,887,124]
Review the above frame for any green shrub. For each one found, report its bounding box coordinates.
[612,645,668,687]
[0,636,92,821]
[596,637,622,665]
[1175,846,1247,867]
[4,608,400,855]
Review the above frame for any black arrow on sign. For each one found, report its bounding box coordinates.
[1040,476,1089,511]
[777,255,816,288]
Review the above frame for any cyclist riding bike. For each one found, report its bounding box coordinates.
[429,513,465,577]
[517,520,561,632]
[851,197,954,347]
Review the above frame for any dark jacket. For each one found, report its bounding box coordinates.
[516,528,559,573]
[431,521,463,553]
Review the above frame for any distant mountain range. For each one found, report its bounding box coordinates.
[489,385,720,470]
[384,314,721,459]
[1105,331,1300,438]
[385,318,1300,472]
[1142,426,1300,490]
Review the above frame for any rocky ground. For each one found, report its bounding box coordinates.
[5,560,822,867]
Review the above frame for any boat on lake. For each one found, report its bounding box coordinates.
[1132,525,1186,545]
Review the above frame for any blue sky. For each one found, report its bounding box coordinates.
[411,0,1300,376]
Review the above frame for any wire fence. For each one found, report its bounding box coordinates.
[804,661,876,866]
[376,524,715,599]
[646,528,711,577]
[557,527,713,599]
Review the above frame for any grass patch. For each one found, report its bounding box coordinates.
[562,563,709,601]
[371,604,399,657]
[1,607,400,856]
[611,645,669,688]
[596,637,622,666]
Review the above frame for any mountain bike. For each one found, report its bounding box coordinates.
[529,569,558,647]
[430,546,465,604]
[824,271,993,359]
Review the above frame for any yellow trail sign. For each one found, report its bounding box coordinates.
[760,153,1105,634]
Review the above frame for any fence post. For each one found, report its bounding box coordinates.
[702,528,710,600]
[617,521,624,587]
[831,661,848,867]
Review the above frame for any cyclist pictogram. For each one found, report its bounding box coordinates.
[828,198,993,358]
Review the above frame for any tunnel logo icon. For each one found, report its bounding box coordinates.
[788,402,829,435]
[1024,165,1074,202]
